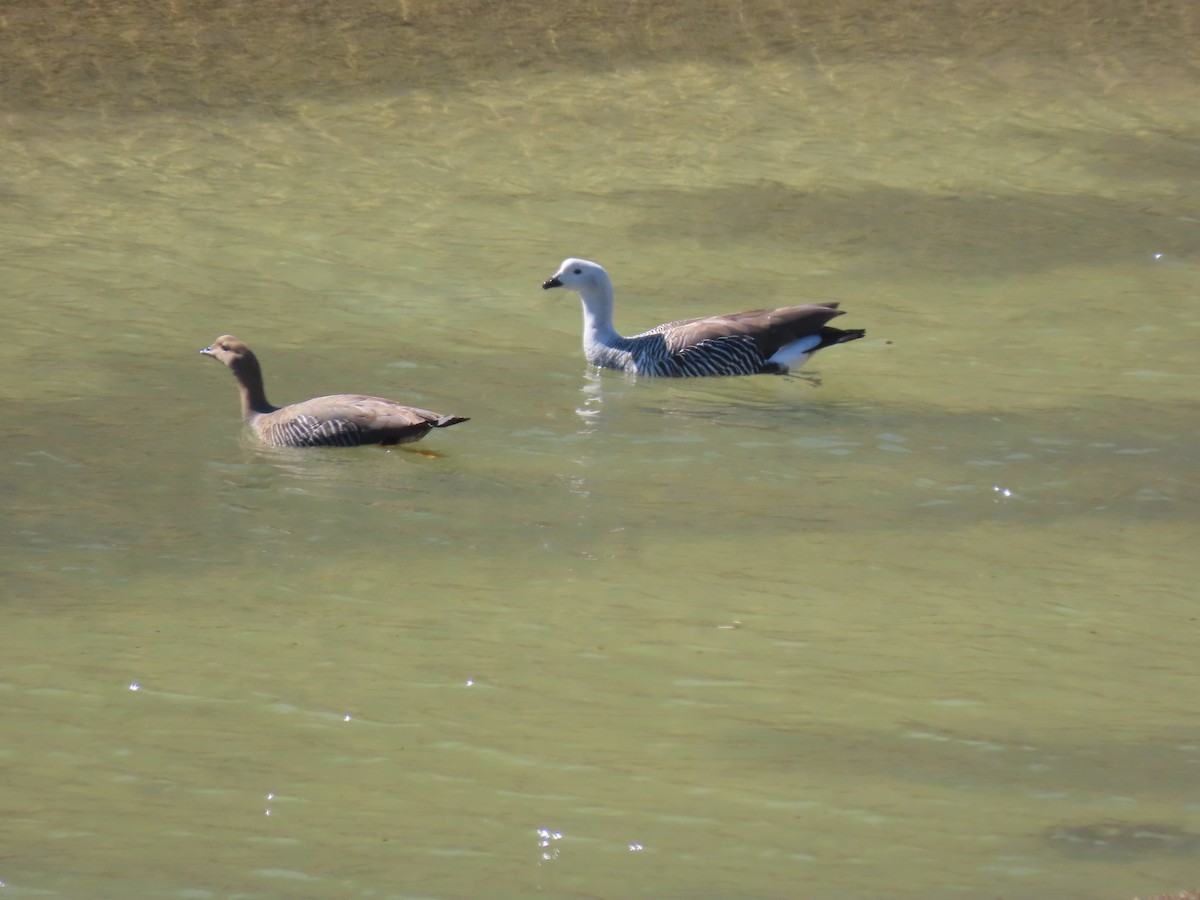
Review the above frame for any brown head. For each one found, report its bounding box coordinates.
[200,335,257,371]
[201,335,273,415]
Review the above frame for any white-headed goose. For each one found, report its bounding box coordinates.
[201,335,467,448]
[542,258,864,377]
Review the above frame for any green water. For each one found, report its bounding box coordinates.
[2,1,1198,898]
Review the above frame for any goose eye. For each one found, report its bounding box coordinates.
[572,268,582,274]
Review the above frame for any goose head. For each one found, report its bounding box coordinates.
[542,258,611,294]
[201,335,258,374]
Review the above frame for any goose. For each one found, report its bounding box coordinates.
[542,258,865,377]
[200,335,468,447]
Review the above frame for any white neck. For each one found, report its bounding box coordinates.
[577,279,622,355]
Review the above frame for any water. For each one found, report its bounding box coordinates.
[2,1,1198,898]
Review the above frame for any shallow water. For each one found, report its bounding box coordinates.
[2,1,1198,898]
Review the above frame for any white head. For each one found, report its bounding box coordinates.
[542,258,612,296]
[542,257,620,347]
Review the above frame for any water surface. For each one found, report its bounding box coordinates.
[2,1,1198,898]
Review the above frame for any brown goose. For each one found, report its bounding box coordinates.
[200,335,468,448]
[542,258,865,377]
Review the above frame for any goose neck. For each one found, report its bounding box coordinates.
[231,355,277,420]
[579,283,620,350]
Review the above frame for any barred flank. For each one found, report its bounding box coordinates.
[265,414,367,447]
[612,333,765,377]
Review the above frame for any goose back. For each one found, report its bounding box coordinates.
[249,395,468,447]
[634,304,862,376]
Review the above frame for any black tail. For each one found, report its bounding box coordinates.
[818,326,866,349]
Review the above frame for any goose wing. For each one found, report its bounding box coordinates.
[270,395,465,446]
[647,304,846,357]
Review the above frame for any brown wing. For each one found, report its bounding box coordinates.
[646,304,847,357]
[340,396,452,428]
[276,395,465,445]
